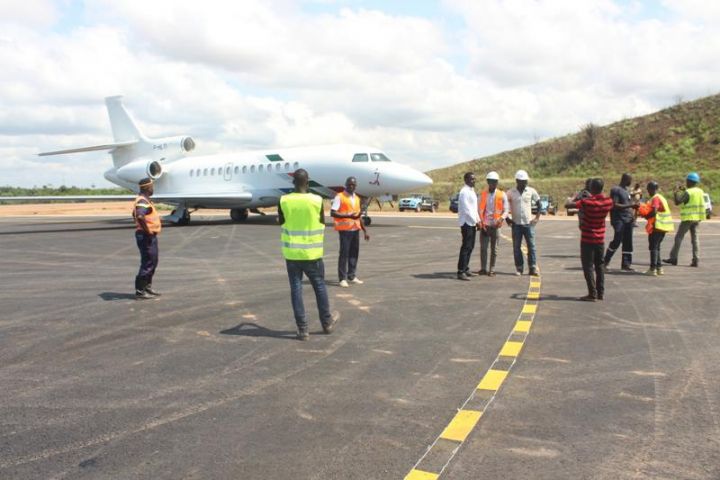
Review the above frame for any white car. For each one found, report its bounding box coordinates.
[704,193,713,219]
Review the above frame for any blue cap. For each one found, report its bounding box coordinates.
[687,172,700,183]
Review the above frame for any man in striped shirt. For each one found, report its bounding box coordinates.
[566,178,614,301]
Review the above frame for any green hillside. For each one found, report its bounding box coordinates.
[427,93,720,207]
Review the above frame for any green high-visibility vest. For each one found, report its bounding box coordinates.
[652,193,674,233]
[680,187,705,222]
[280,193,325,260]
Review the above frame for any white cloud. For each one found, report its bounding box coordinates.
[1,0,719,186]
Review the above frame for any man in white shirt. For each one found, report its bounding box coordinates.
[506,169,541,276]
[456,172,480,280]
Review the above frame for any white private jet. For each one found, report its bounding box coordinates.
[14,96,433,225]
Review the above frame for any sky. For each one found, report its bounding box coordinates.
[1,0,719,187]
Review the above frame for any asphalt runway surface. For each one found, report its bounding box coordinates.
[1,214,719,479]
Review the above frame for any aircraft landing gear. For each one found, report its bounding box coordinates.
[230,208,249,222]
[177,209,191,226]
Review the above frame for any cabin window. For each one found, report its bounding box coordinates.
[293,162,299,169]
[242,166,247,174]
[250,165,255,173]
[370,153,391,162]
[189,170,193,177]
[352,153,369,162]
[196,169,201,177]
[234,166,239,175]
[226,166,231,175]
[284,162,290,171]
[203,168,208,176]
[259,164,264,172]
[276,163,281,171]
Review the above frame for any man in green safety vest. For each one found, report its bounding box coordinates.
[664,172,706,267]
[278,169,338,341]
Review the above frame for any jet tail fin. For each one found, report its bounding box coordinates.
[105,95,144,142]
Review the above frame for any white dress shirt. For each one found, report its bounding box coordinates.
[457,185,479,227]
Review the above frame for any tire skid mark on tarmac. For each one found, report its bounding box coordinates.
[404,275,541,480]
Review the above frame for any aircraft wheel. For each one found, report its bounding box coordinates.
[177,210,191,226]
[230,208,249,222]
[363,216,372,227]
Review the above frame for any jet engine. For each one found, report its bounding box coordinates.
[148,136,196,161]
[116,159,163,183]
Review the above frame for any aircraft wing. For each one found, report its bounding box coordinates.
[0,195,135,202]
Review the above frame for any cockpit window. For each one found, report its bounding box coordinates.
[370,153,391,162]
[352,153,369,162]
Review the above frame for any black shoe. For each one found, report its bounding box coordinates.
[597,294,604,300]
[691,260,699,267]
[145,285,161,296]
[296,328,309,341]
[322,312,339,334]
[621,266,635,272]
[662,258,677,266]
[579,294,596,302]
[135,290,152,300]
[464,270,478,277]
[477,270,488,276]
[457,273,470,281]
[529,268,539,276]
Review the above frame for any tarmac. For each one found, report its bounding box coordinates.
[0,213,719,479]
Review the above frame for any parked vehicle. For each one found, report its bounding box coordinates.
[533,194,556,215]
[399,194,438,212]
[704,193,713,219]
[449,194,459,213]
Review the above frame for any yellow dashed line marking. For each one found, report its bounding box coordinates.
[405,469,439,480]
[440,410,483,442]
[405,275,542,479]
[513,320,532,333]
[477,369,509,391]
[499,341,524,357]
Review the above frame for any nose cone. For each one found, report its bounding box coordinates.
[403,168,433,190]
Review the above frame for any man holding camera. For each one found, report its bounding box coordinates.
[664,172,706,267]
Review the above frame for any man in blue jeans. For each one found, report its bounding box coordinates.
[506,170,541,276]
[603,173,639,272]
[278,169,337,341]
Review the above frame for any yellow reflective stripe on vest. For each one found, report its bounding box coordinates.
[280,193,325,260]
[680,187,705,221]
[653,193,674,232]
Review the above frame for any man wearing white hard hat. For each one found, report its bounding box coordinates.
[506,169,541,276]
[477,171,509,276]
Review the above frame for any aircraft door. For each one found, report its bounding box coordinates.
[223,162,233,181]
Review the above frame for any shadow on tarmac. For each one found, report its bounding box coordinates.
[220,322,297,340]
[99,292,139,301]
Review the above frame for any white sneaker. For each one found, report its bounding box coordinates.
[339,280,349,288]
[350,278,364,284]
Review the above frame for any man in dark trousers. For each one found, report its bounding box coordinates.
[331,176,370,288]
[278,169,337,341]
[133,178,162,299]
[566,178,614,301]
[456,172,479,280]
[664,172,705,267]
[603,173,639,272]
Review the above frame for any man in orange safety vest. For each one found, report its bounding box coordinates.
[477,171,509,276]
[331,177,370,287]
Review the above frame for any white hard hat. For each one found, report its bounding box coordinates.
[515,169,529,181]
[486,171,500,181]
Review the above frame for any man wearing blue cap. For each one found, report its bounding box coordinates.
[664,172,706,267]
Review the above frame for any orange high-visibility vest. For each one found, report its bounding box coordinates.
[333,191,361,231]
[132,195,162,234]
[479,189,505,227]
